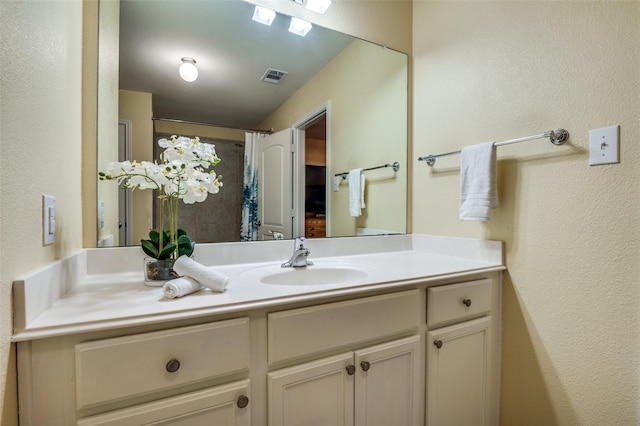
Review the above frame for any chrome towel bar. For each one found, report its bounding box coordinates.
[418,128,569,166]
[335,161,400,178]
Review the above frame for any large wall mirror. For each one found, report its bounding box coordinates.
[96,0,407,248]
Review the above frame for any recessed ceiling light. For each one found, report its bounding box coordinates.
[289,17,312,36]
[306,0,332,14]
[179,57,198,82]
[252,6,276,26]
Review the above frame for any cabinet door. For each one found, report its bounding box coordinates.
[354,336,422,426]
[77,380,250,426]
[268,352,354,426]
[426,317,492,426]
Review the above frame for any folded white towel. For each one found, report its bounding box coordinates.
[460,141,498,221]
[162,276,203,299]
[173,255,229,292]
[348,168,366,217]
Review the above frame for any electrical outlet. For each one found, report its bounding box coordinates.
[43,195,56,245]
[589,125,619,166]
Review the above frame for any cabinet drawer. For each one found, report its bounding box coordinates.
[268,290,419,365]
[75,318,250,409]
[427,279,492,328]
[77,380,251,426]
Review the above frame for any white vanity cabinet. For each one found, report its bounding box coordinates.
[14,240,504,426]
[268,336,421,426]
[266,290,422,426]
[17,317,252,425]
[425,278,501,426]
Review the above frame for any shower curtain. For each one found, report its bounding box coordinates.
[240,132,262,241]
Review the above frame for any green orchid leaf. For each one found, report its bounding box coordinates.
[157,242,176,260]
[177,235,195,257]
[148,229,160,243]
[141,239,159,258]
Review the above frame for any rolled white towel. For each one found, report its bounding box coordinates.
[173,255,230,292]
[162,276,203,299]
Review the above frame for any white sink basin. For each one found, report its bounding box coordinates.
[240,261,370,286]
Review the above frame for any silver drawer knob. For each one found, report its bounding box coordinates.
[237,395,249,408]
[165,358,181,373]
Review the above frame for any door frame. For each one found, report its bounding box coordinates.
[118,119,133,246]
[291,101,331,237]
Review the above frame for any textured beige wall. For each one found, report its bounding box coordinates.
[261,40,408,236]
[0,1,85,423]
[118,90,154,244]
[95,0,120,246]
[413,2,640,424]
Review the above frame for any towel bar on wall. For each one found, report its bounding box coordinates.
[418,128,569,167]
[335,161,401,179]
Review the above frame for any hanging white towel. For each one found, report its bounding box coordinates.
[332,175,341,192]
[460,142,498,221]
[348,168,366,217]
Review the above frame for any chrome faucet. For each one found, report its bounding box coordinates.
[282,237,313,268]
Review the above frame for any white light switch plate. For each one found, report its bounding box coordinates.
[589,125,619,166]
[43,195,56,245]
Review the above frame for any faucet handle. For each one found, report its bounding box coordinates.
[295,236,307,249]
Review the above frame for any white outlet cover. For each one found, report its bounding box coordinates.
[43,195,56,245]
[589,125,619,166]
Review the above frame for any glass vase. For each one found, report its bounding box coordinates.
[143,257,179,287]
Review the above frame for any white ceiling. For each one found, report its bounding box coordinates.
[119,0,354,130]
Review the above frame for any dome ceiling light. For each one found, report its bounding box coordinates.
[179,57,198,82]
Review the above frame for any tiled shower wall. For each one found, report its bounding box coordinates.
[154,134,245,243]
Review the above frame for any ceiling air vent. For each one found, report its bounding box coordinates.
[261,68,288,84]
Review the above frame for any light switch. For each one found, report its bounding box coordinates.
[43,195,56,245]
[589,125,619,166]
[99,200,105,229]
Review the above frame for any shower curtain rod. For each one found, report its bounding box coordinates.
[152,117,273,134]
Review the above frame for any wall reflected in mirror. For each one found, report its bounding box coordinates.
[96,0,407,247]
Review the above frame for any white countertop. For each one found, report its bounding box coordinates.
[12,234,504,341]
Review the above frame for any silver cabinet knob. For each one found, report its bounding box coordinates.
[237,395,249,408]
[165,358,181,373]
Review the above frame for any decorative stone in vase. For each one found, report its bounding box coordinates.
[143,257,179,286]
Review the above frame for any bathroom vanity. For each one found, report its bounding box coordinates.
[12,234,504,425]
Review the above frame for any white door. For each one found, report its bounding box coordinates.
[268,352,354,426]
[426,316,492,426]
[354,336,422,426]
[117,120,132,246]
[258,128,293,240]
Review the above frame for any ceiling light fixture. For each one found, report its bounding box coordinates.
[252,6,276,26]
[179,57,198,82]
[305,0,332,14]
[289,17,312,36]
